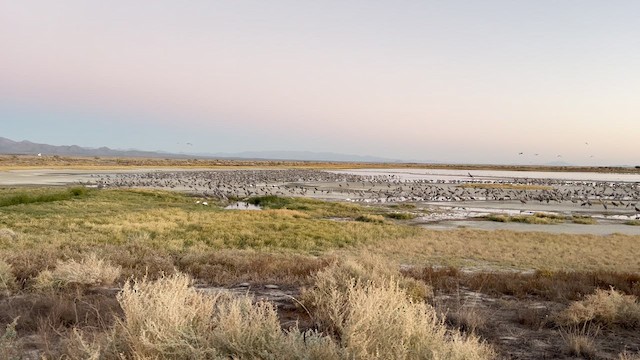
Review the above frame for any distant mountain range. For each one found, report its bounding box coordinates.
[200,151,402,163]
[0,137,401,163]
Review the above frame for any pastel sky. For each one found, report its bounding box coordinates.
[1,1,639,165]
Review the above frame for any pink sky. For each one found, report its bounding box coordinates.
[1,1,639,165]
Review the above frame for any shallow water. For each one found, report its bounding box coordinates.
[224,202,262,210]
[331,168,640,183]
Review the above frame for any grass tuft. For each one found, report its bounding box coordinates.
[0,260,16,294]
[34,254,121,291]
[74,273,341,359]
[301,255,492,359]
[556,288,640,328]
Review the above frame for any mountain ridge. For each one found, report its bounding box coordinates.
[0,137,402,163]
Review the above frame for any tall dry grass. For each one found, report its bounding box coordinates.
[70,273,340,359]
[556,288,640,328]
[34,254,121,291]
[302,256,493,359]
[0,259,16,294]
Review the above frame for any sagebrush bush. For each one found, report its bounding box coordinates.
[302,255,492,359]
[74,273,341,359]
[557,288,640,328]
[301,254,432,333]
[350,282,494,359]
[34,254,121,290]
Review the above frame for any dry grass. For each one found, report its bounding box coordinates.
[0,318,19,359]
[355,214,386,224]
[560,323,600,358]
[376,229,640,273]
[176,250,333,286]
[571,215,597,224]
[0,259,16,294]
[563,332,598,358]
[556,288,640,328]
[404,267,640,303]
[301,256,492,359]
[339,282,493,359]
[63,269,493,359]
[33,254,121,291]
[68,273,340,359]
[444,306,488,335]
[619,351,640,360]
[0,228,17,241]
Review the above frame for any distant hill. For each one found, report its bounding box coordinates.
[0,137,181,158]
[201,151,402,163]
[0,137,402,163]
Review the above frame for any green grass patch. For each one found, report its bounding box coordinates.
[0,189,418,254]
[484,212,566,224]
[624,220,640,226]
[0,186,91,207]
[246,195,368,218]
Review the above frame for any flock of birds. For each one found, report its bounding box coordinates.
[87,169,640,217]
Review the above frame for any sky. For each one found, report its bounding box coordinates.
[1,1,639,165]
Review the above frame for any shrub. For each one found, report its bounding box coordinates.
[301,255,492,359]
[34,254,121,290]
[79,273,341,359]
[556,288,640,328]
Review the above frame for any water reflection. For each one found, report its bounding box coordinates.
[224,202,262,210]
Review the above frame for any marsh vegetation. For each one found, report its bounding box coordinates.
[0,186,638,358]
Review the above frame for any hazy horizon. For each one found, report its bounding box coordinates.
[2,1,639,166]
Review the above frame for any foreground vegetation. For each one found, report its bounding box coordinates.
[1,186,639,358]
